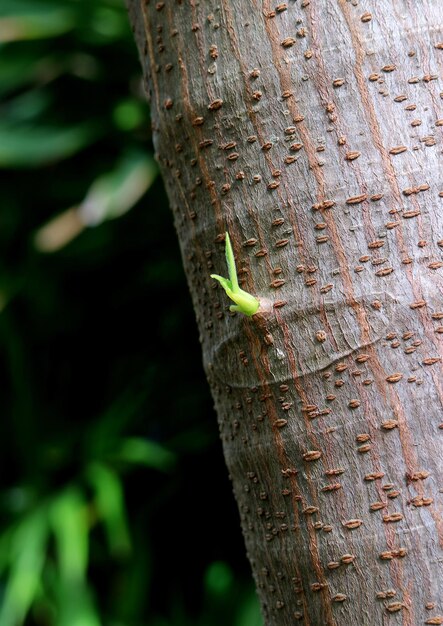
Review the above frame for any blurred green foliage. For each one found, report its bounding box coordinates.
[0,1,262,624]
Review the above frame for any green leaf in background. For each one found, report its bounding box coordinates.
[49,489,101,626]
[0,1,75,41]
[112,98,146,131]
[50,488,89,582]
[53,582,101,626]
[0,0,262,623]
[34,150,157,252]
[78,150,157,225]
[0,51,53,98]
[115,437,176,471]
[3,88,52,124]
[0,507,48,626]
[87,463,131,557]
[205,561,233,596]
[87,4,130,41]
[234,590,263,626]
[0,123,100,167]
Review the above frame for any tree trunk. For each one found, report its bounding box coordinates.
[126,1,443,623]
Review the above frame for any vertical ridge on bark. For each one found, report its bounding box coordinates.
[126,1,443,624]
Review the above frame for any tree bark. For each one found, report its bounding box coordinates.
[126,1,443,623]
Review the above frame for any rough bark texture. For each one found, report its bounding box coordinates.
[126,1,443,624]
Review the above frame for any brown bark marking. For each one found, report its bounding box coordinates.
[137,1,218,304]
[305,0,379,247]
[188,0,223,105]
[219,0,309,289]
[137,0,223,252]
[175,7,251,244]
[140,0,162,114]
[245,305,348,626]
[242,201,274,281]
[367,343,420,476]
[159,9,211,227]
[280,314,411,615]
[284,472,312,626]
[283,194,342,356]
[221,0,337,356]
[244,300,339,625]
[335,3,443,555]
[360,345,443,587]
[260,3,440,609]
[383,14,443,415]
[218,0,287,289]
[219,0,282,178]
[336,0,424,341]
[243,319,314,625]
[140,0,187,190]
[272,312,337,626]
[182,2,254,245]
[260,0,325,199]
[260,0,422,499]
[258,0,386,391]
[175,52,224,230]
[184,2,236,231]
[403,0,442,128]
[270,312,332,472]
[336,0,405,214]
[355,373,418,624]
[337,0,443,383]
[428,490,443,547]
[259,0,376,343]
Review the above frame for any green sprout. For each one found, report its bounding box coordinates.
[211,232,260,316]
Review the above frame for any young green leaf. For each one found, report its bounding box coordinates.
[224,231,239,290]
[210,232,259,317]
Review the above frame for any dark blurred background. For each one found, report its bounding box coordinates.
[0,1,262,624]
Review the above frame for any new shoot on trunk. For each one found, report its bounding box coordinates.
[210,232,259,317]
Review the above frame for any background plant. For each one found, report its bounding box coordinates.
[0,1,262,624]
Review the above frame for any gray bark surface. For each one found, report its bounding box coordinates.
[126,1,443,624]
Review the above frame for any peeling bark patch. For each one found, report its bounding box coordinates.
[281,37,296,48]
[346,194,367,205]
[386,373,403,383]
[342,519,363,529]
[303,450,322,462]
[207,98,223,111]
